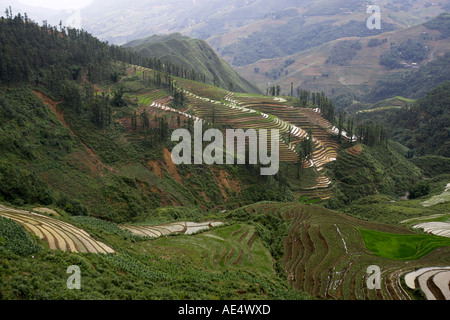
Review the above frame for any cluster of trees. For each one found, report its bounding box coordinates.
[267,85,281,96]
[0,11,218,97]
[0,12,203,130]
[62,81,128,128]
[131,110,171,145]
[368,38,387,47]
[291,88,336,124]
[91,93,113,128]
[263,58,296,80]
[354,122,388,147]
[408,181,431,199]
[380,39,428,69]
[326,40,362,66]
[338,112,387,147]
[169,88,188,110]
[379,81,449,157]
[295,130,315,178]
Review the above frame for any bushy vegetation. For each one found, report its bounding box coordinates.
[408,181,431,199]
[366,81,450,157]
[411,156,450,177]
[327,144,423,207]
[229,206,291,275]
[0,216,39,256]
[0,88,75,206]
[380,39,428,69]
[326,40,362,66]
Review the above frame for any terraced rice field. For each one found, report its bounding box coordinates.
[359,229,450,260]
[246,203,450,300]
[225,94,339,198]
[402,213,450,238]
[191,92,337,198]
[0,205,115,254]
[421,183,450,207]
[413,222,450,238]
[134,90,169,107]
[405,267,450,300]
[126,65,340,199]
[120,221,224,238]
[151,223,274,274]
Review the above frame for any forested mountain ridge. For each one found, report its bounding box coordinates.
[354,81,450,158]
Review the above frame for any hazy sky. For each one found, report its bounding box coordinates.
[17,0,94,10]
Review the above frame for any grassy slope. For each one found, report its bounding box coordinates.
[123,33,262,94]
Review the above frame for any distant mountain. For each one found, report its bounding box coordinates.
[123,33,262,94]
[236,13,450,99]
[78,0,303,45]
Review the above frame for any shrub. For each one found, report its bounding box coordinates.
[408,181,431,199]
[0,216,40,256]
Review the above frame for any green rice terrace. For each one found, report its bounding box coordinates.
[127,65,341,200]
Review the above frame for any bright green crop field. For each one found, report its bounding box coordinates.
[359,228,450,260]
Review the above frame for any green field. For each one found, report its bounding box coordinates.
[359,228,450,260]
[151,223,274,275]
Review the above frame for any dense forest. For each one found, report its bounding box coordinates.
[357,81,450,158]
[0,9,235,100]
[379,39,429,69]
[326,40,362,66]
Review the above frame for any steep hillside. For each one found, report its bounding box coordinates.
[0,15,291,222]
[353,81,450,158]
[123,33,262,94]
[208,0,449,65]
[326,144,423,207]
